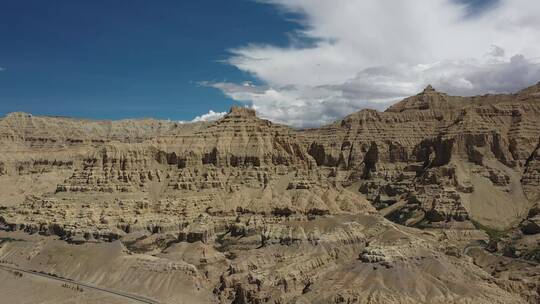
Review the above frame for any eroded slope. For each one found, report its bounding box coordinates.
[1,84,540,303]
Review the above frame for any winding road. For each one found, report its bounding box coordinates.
[0,263,162,304]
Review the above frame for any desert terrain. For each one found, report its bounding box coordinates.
[1,84,539,303]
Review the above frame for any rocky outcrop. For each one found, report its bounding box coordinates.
[1,84,539,233]
[1,84,540,303]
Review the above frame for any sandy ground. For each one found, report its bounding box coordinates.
[0,269,138,304]
[0,231,215,304]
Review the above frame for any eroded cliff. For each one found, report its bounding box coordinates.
[1,85,539,303]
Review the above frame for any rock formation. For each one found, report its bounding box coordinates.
[1,84,540,303]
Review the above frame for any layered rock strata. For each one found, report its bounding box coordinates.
[1,84,540,303]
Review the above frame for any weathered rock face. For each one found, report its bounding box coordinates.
[523,140,540,203]
[1,84,540,303]
[294,84,539,232]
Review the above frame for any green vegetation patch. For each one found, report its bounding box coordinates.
[471,220,508,241]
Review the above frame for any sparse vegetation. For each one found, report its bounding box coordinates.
[471,220,508,241]
[62,283,84,293]
[0,237,24,243]
[8,270,23,278]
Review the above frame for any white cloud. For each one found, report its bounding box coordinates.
[0,67,5,71]
[208,82,389,127]
[191,110,227,122]
[209,0,540,127]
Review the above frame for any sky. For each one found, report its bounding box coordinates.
[0,0,300,121]
[1,0,540,127]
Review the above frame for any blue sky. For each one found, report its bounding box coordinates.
[0,0,300,120]
[1,0,539,126]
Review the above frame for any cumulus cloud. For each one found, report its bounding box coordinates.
[207,82,389,127]
[208,0,540,128]
[191,110,227,122]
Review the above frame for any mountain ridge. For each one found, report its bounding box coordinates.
[0,82,539,303]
